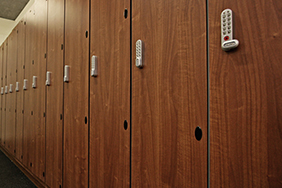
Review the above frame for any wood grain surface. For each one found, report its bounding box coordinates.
[0,45,3,146]
[2,41,7,149]
[209,0,282,187]
[32,0,47,182]
[132,0,207,187]
[64,0,89,187]
[89,0,130,187]
[6,28,17,156]
[45,0,64,187]
[23,5,36,173]
[15,19,26,162]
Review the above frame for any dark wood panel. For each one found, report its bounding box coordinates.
[89,0,130,187]
[16,19,26,162]
[0,45,2,146]
[64,0,89,187]
[6,28,17,156]
[2,41,8,149]
[23,6,36,172]
[46,0,64,187]
[32,0,47,182]
[209,0,282,187]
[132,0,207,187]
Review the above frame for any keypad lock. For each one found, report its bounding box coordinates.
[221,9,239,51]
[136,39,143,68]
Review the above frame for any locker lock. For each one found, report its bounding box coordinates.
[32,76,37,88]
[9,84,13,93]
[23,79,28,90]
[91,55,98,77]
[46,71,51,86]
[15,82,19,92]
[64,65,70,82]
[136,39,143,68]
[5,86,8,94]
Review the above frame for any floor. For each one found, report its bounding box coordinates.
[0,149,36,188]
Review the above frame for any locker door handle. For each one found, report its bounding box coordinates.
[221,9,239,51]
[5,86,8,94]
[16,82,19,92]
[64,65,70,82]
[136,39,143,68]
[9,84,13,93]
[46,71,51,86]
[91,55,98,77]
[32,76,37,88]
[23,79,28,90]
[1,87,3,95]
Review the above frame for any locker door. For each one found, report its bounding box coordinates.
[46,0,64,187]
[32,0,47,181]
[64,0,89,187]
[0,45,2,146]
[16,19,26,162]
[209,0,282,187]
[132,0,207,187]
[89,0,130,187]
[7,29,17,155]
[2,41,7,148]
[23,4,36,173]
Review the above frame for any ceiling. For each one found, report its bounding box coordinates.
[0,0,35,46]
[0,0,30,20]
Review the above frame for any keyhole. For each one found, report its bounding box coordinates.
[124,9,128,19]
[124,120,128,130]
[195,126,202,141]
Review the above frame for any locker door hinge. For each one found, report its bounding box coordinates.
[43,112,46,117]
[85,31,88,38]
[23,65,25,69]
[22,110,24,114]
[60,114,63,120]
[61,44,64,50]
[44,53,47,58]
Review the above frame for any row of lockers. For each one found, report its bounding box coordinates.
[1,0,282,187]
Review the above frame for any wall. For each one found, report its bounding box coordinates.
[0,0,281,188]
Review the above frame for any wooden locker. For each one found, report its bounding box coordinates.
[16,19,26,162]
[89,0,130,187]
[209,0,282,187]
[2,41,8,148]
[46,0,64,187]
[132,0,207,187]
[31,0,47,181]
[6,29,17,155]
[64,0,89,187]
[0,45,2,146]
[24,1,47,178]
[23,5,36,173]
